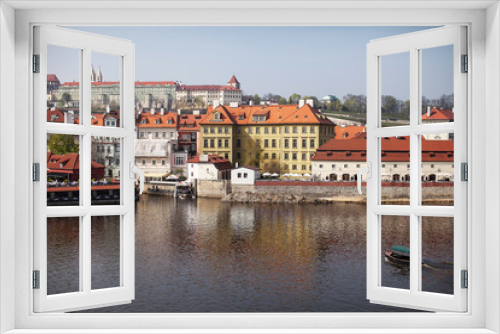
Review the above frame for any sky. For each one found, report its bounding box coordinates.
[49,26,454,101]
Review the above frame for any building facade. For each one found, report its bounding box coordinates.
[175,75,242,107]
[198,101,336,174]
[311,136,454,182]
[187,154,232,182]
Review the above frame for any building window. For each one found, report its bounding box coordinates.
[344,164,348,168]
[302,126,307,133]
[162,132,166,138]
[237,127,241,134]
[356,164,361,168]
[224,153,229,159]
[256,140,261,146]
[248,127,253,134]
[204,139,208,148]
[302,153,306,160]
[210,127,215,134]
[394,164,398,168]
[272,153,276,159]
[272,127,276,134]
[224,139,229,148]
[284,139,289,148]
[319,164,323,169]
[225,127,229,134]
[292,165,297,170]
[218,139,222,148]
[155,132,159,138]
[284,153,289,160]
[302,165,306,170]
[236,139,241,148]
[310,139,315,148]
[140,132,144,138]
[292,153,297,160]
[292,139,297,148]
[152,159,156,166]
[210,139,215,148]
[310,126,315,133]
[264,139,269,148]
[293,126,297,133]
[332,164,336,169]
[170,132,174,138]
[431,164,435,168]
[238,173,241,178]
[264,153,269,159]
[272,139,276,148]
[236,152,241,160]
[204,127,208,133]
[162,160,166,166]
[244,173,248,178]
[142,159,146,166]
[285,126,289,133]
[264,127,269,134]
[382,164,386,168]
[256,127,261,134]
[175,156,184,165]
[218,126,222,133]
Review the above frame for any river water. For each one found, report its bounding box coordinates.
[47,195,454,312]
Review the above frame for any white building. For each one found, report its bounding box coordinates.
[187,154,232,182]
[311,137,454,182]
[134,139,172,182]
[175,75,242,107]
[231,166,262,185]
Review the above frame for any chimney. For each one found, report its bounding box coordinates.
[51,107,56,111]
[213,100,220,108]
[235,162,239,168]
[150,108,155,115]
[299,99,305,108]
[427,106,431,117]
[67,110,75,124]
[230,102,239,108]
[260,101,266,106]
[160,108,165,115]
[249,100,254,106]
[362,127,366,133]
[106,106,110,113]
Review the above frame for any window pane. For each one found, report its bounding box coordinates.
[380,136,410,204]
[47,217,80,295]
[91,216,121,290]
[421,217,454,295]
[380,52,410,127]
[421,45,454,125]
[47,134,80,206]
[91,136,121,205]
[381,215,410,290]
[421,134,454,206]
[91,52,121,127]
[47,44,80,125]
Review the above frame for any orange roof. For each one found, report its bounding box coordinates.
[313,137,454,162]
[178,114,202,131]
[200,104,335,126]
[137,112,177,128]
[422,107,454,121]
[334,126,367,139]
[47,108,65,123]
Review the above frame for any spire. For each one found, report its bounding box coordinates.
[91,65,96,82]
[96,67,103,82]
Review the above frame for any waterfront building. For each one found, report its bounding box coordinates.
[136,110,178,140]
[47,74,60,94]
[187,154,232,182]
[311,136,454,182]
[231,166,262,185]
[134,139,172,182]
[91,136,121,180]
[422,106,454,140]
[198,100,336,174]
[175,75,242,107]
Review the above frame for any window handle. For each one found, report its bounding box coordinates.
[129,162,145,195]
[357,162,372,195]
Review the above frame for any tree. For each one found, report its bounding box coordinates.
[193,96,205,108]
[381,95,398,114]
[47,134,79,155]
[58,93,72,108]
[289,93,301,104]
[278,97,287,105]
[253,94,262,105]
[334,99,343,112]
[342,94,366,113]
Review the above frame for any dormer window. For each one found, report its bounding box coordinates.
[155,120,160,125]
[167,119,172,125]
[140,119,147,125]
[214,112,220,120]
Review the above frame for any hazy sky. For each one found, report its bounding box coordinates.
[49,26,453,101]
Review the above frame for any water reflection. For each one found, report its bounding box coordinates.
[63,196,454,312]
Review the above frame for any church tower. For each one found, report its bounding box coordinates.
[96,67,103,82]
[91,65,96,82]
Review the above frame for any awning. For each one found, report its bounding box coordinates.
[145,173,168,177]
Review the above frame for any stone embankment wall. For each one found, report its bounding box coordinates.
[196,180,231,198]
[226,181,453,204]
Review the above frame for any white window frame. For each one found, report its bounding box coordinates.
[1,2,498,334]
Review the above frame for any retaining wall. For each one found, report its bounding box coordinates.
[197,180,231,198]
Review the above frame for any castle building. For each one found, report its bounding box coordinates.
[198,100,336,174]
[175,75,242,107]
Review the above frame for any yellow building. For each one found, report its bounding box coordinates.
[199,102,335,174]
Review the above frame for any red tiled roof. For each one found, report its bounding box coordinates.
[47,152,104,170]
[47,108,65,123]
[47,74,60,82]
[200,104,334,126]
[61,81,176,87]
[312,136,454,162]
[188,154,232,170]
[178,114,201,131]
[228,75,239,84]
[422,108,454,121]
[137,112,177,128]
[334,126,367,139]
[177,85,241,91]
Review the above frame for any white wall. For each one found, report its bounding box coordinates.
[231,168,257,185]
[0,3,16,332]
[188,163,219,182]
